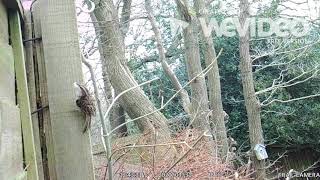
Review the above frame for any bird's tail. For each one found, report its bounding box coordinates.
[83,115,91,133]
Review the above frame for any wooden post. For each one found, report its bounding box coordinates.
[32,2,57,179]
[39,0,94,179]
[9,10,39,180]
[24,11,45,180]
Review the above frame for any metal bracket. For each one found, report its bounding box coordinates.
[23,37,42,43]
[31,105,49,115]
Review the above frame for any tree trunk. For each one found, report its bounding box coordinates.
[239,0,266,179]
[89,13,128,137]
[120,0,132,36]
[110,103,127,137]
[175,0,210,131]
[145,0,191,116]
[92,0,171,137]
[109,0,133,137]
[194,0,229,160]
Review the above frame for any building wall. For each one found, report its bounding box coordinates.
[0,0,8,44]
[0,2,23,179]
[0,0,15,104]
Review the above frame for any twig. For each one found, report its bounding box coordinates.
[82,58,113,180]
[110,141,189,160]
[262,93,320,106]
[301,160,320,173]
[145,0,191,115]
[252,39,320,63]
[158,133,206,180]
[103,77,160,124]
[256,66,319,95]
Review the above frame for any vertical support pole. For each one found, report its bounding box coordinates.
[24,10,45,180]
[40,0,95,179]
[32,2,57,179]
[9,10,39,180]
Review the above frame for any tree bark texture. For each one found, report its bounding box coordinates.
[194,0,229,160]
[89,13,128,137]
[239,0,266,179]
[145,0,192,117]
[175,0,210,131]
[92,0,171,137]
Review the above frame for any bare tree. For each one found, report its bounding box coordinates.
[239,0,266,179]
[82,0,129,137]
[144,0,191,116]
[194,0,229,160]
[109,0,133,137]
[91,0,171,137]
[238,1,320,178]
[175,0,210,131]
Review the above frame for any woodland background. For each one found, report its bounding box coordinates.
[18,0,320,179]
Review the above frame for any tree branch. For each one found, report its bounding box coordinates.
[256,66,319,95]
[81,57,114,180]
[145,0,191,115]
[107,49,223,136]
[262,93,320,106]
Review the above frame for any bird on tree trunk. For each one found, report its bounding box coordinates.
[73,82,96,133]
